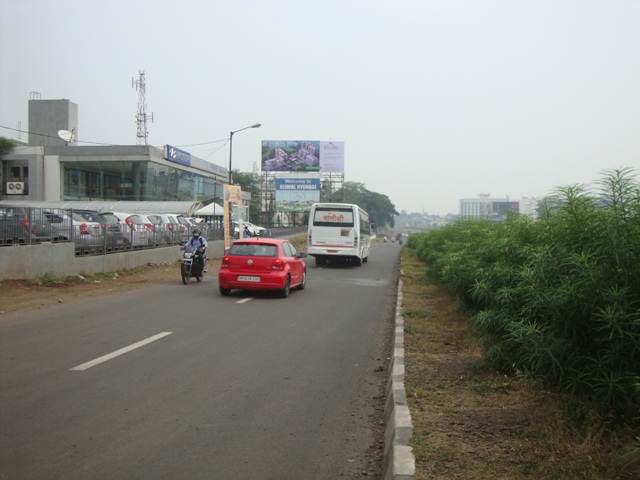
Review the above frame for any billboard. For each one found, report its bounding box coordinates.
[223,184,242,249]
[262,140,344,173]
[275,178,320,211]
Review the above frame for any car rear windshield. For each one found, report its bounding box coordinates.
[229,243,278,257]
[313,207,354,227]
[76,211,102,222]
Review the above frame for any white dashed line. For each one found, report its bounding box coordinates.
[70,331,173,371]
[236,297,254,304]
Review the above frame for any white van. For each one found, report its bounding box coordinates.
[307,203,372,266]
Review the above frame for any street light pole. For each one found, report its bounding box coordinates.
[228,123,261,185]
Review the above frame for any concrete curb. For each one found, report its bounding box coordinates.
[383,277,416,480]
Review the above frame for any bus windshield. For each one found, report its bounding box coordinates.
[313,208,354,227]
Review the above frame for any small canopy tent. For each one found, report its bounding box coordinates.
[193,202,224,217]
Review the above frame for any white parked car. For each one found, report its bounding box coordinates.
[101,212,154,247]
[244,222,266,237]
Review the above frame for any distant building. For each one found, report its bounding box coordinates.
[520,196,539,220]
[460,194,519,221]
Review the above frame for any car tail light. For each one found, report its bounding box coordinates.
[125,217,134,229]
[79,223,90,235]
[271,259,285,271]
[222,256,231,268]
[21,215,30,231]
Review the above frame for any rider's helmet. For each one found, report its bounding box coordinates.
[192,229,201,238]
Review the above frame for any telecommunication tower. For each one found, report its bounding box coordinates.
[132,71,154,145]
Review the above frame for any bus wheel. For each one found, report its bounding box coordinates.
[353,257,362,267]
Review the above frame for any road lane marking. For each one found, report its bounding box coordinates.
[70,331,173,371]
[236,297,254,304]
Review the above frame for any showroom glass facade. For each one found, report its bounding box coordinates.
[62,161,223,202]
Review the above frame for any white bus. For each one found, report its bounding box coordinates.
[307,203,373,266]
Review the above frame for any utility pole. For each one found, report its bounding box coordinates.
[132,71,154,145]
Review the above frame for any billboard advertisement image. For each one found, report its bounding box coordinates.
[262,140,320,172]
[275,178,320,211]
[262,140,344,173]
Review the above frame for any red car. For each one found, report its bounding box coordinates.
[218,238,307,297]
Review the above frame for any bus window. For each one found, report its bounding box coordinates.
[313,208,354,227]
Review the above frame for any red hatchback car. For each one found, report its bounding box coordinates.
[218,238,307,297]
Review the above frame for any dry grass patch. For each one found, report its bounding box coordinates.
[402,248,638,480]
[289,233,308,253]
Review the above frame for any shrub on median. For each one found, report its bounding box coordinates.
[409,169,640,417]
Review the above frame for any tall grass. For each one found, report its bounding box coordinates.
[408,169,640,418]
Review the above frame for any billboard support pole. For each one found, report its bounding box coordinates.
[228,131,234,185]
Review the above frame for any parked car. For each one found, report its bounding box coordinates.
[41,210,74,241]
[218,238,307,298]
[74,210,129,250]
[244,222,266,237]
[169,214,189,242]
[0,206,54,244]
[101,212,153,247]
[147,213,180,244]
[42,210,104,251]
[70,213,104,251]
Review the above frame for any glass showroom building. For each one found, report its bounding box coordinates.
[1,144,228,203]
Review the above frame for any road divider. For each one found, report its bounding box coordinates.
[70,331,173,371]
[383,277,415,480]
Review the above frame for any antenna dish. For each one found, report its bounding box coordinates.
[58,130,73,142]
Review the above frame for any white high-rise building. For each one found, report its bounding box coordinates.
[520,196,540,220]
[459,194,519,221]
[460,194,493,219]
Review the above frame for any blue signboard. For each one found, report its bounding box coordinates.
[275,178,320,211]
[164,144,191,167]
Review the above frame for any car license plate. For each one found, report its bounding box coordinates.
[237,275,260,282]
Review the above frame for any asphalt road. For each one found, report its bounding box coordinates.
[0,242,400,480]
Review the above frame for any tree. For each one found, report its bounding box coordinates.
[0,137,15,157]
[334,182,398,228]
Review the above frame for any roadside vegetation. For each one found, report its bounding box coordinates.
[404,169,639,478]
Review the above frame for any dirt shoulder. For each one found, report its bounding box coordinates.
[0,260,220,317]
[401,248,637,480]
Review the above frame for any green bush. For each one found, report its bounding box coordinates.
[410,169,640,417]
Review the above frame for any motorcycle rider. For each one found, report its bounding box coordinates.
[185,229,208,271]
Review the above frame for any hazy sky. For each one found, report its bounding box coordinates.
[1,0,638,213]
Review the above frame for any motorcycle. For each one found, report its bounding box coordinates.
[180,246,205,284]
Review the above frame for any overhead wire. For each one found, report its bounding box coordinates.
[173,137,229,147]
[0,124,231,151]
[201,139,229,160]
[0,124,115,145]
